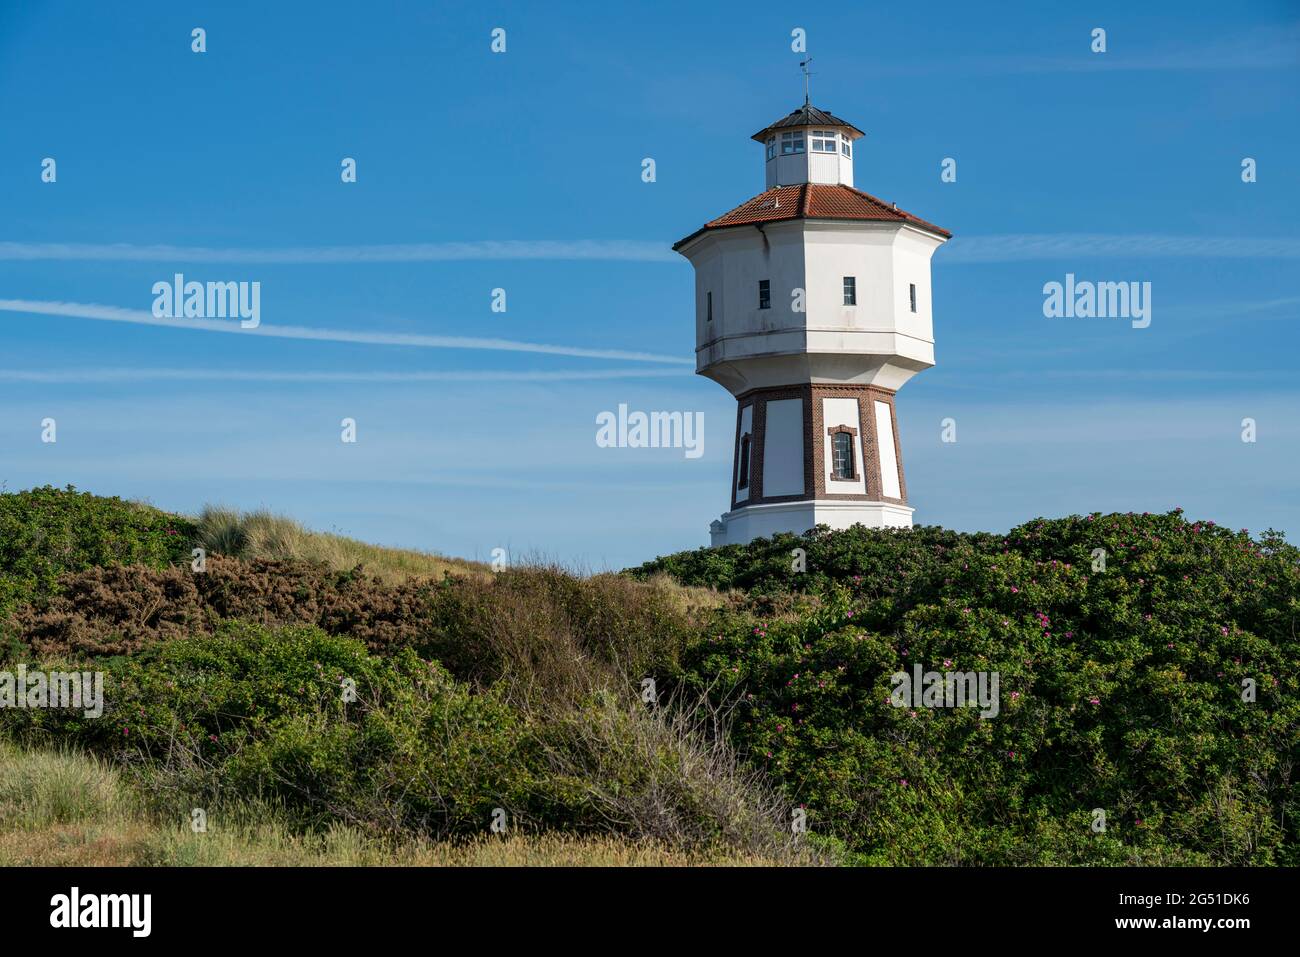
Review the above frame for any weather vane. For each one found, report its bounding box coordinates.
[799,56,814,104]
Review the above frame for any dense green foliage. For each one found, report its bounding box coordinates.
[12,623,533,836]
[0,485,194,618]
[7,622,786,850]
[3,487,1297,865]
[663,512,1300,864]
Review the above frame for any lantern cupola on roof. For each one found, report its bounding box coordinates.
[752,101,865,189]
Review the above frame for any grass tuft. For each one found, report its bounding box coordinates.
[194,505,488,584]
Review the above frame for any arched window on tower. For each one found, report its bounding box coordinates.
[737,433,752,490]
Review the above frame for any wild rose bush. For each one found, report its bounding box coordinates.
[670,512,1300,864]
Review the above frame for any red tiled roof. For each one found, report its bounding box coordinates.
[674,183,951,250]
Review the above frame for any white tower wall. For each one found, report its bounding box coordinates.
[677,102,949,548]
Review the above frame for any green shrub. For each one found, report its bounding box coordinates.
[0,485,195,618]
[631,523,995,596]
[4,622,792,853]
[9,559,696,699]
[673,512,1300,864]
[8,623,530,838]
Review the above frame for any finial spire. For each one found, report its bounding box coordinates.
[799,57,813,105]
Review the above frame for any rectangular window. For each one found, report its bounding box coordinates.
[765,137,776,161]
[806,130,837,152]
[843,276,856,305]
[909,283,917,313]
[707,290,712,322]
[832,432,854,480]
[737,433,751,490]
[810,130,837,153]
[758,280,770,310]
[841,139,852,158]
[780,131,804,154]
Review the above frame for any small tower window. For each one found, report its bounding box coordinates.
[780,131,804,155]
[909,283,918,313]
[758,280,770,310]
[828,426,858,482]
[843,276,856,306]
[841,138,852,158]
[707,291,713,322]
[737,433,752,490]
[765,137,776,161]
[810,130,837,153]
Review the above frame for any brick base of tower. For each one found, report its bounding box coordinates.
[713,382,913,547]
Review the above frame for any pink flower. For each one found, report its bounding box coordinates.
[1089,697,1100,705]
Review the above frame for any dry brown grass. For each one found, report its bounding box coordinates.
[193,506,490,584]
[637,571,728,618]
[0,824,798,867]
[0,742,809,867]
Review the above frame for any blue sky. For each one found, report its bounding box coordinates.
[0,0,1296,569]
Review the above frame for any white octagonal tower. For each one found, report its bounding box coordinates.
[674,101,951,547]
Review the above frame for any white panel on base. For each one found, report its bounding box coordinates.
[874,400,901,499]
[762,398,804,497]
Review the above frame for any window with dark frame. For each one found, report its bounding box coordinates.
[909,283,917,313]
[758,280,770,310]
[810,130,837,153]
[737,433,751,489]
[831,431,854,481]
[843,276,856,305]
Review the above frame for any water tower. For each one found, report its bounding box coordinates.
[673,98,950,546]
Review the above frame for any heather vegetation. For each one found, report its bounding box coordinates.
[2,485,1297,866]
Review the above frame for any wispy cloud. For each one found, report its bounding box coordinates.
[0,299,693,365]
[942,234,1300,263]
[0,366,694,384]
[0,240,679,264]
[6,234,1297,266]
